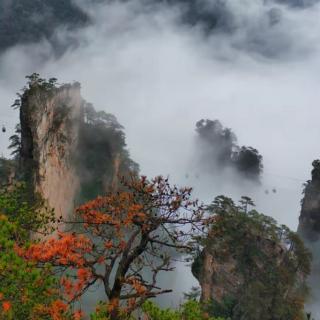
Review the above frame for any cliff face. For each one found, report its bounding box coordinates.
[297,160,320,312]
[192,236,284,304]
[298,160,320,242]
[192,199,310,319]
[20,82,82,220]
[193,249,240,303]
[17,76,137,221]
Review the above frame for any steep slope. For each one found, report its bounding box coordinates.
[298,160,320,242]
[14,74,137,220]
[297,160,320,313]
[19,78,83,220]
[192,197,310,320]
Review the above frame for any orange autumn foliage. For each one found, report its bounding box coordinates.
[49,300,68,320]
[17,175,205,319]
[73,310,84,320]
[2,301,11,312]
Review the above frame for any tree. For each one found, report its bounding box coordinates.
[192,196,311,320]
[141,300,225,320]
[19,175,205,319]
[0,182,55,238]
[77,103,139,202]
[8,124,21,157]
[0,215,60,319]
[0,184,75,320]
[183,286,201,301]
[232,146,263,181]
[195,119,236,166]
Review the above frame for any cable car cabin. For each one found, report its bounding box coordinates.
[2,126,6,133]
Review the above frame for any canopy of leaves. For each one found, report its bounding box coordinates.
[0,215,58,319]
[8,124,21,158]
[142,300,225,320]
[75,103,139,202]
[0,183,78,319]
[2,184,56,239]
[192,196,311,320]
[19,175,204,319]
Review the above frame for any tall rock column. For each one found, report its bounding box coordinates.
[298,160,320,314]
[298,160,320,241]
[16,75,138,223]
[20,82,82,220]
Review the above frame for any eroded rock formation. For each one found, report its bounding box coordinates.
[192,197,310,319]
[19,82,82,220]
[298,160,320,242]
[298,160,320,313]
[15,75,137,220]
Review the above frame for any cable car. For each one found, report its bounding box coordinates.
[2,126,6,133]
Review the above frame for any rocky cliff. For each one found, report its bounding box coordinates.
[192,197,310,319]
[19,79,82,220]
[14,74,137,221]
[298,160,320,241]
[192,248,240,303]
[297,160,320,312]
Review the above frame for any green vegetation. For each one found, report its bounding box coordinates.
[0,184,61,319]
[89,300,225,320]
[0,166,313,319]
[142,300,225,320]
[76,103,139,202]
[0,215,59,319]
[0,183,55,237]
[192,196,311,320]
[0,74,313,319]
[300,159,320,240]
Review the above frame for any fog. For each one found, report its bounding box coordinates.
[1,0,320,310]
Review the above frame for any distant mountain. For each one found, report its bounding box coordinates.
[0,0,89,54]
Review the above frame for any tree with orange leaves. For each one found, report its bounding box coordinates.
[19,175,205,319]
[0,183,78,320]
